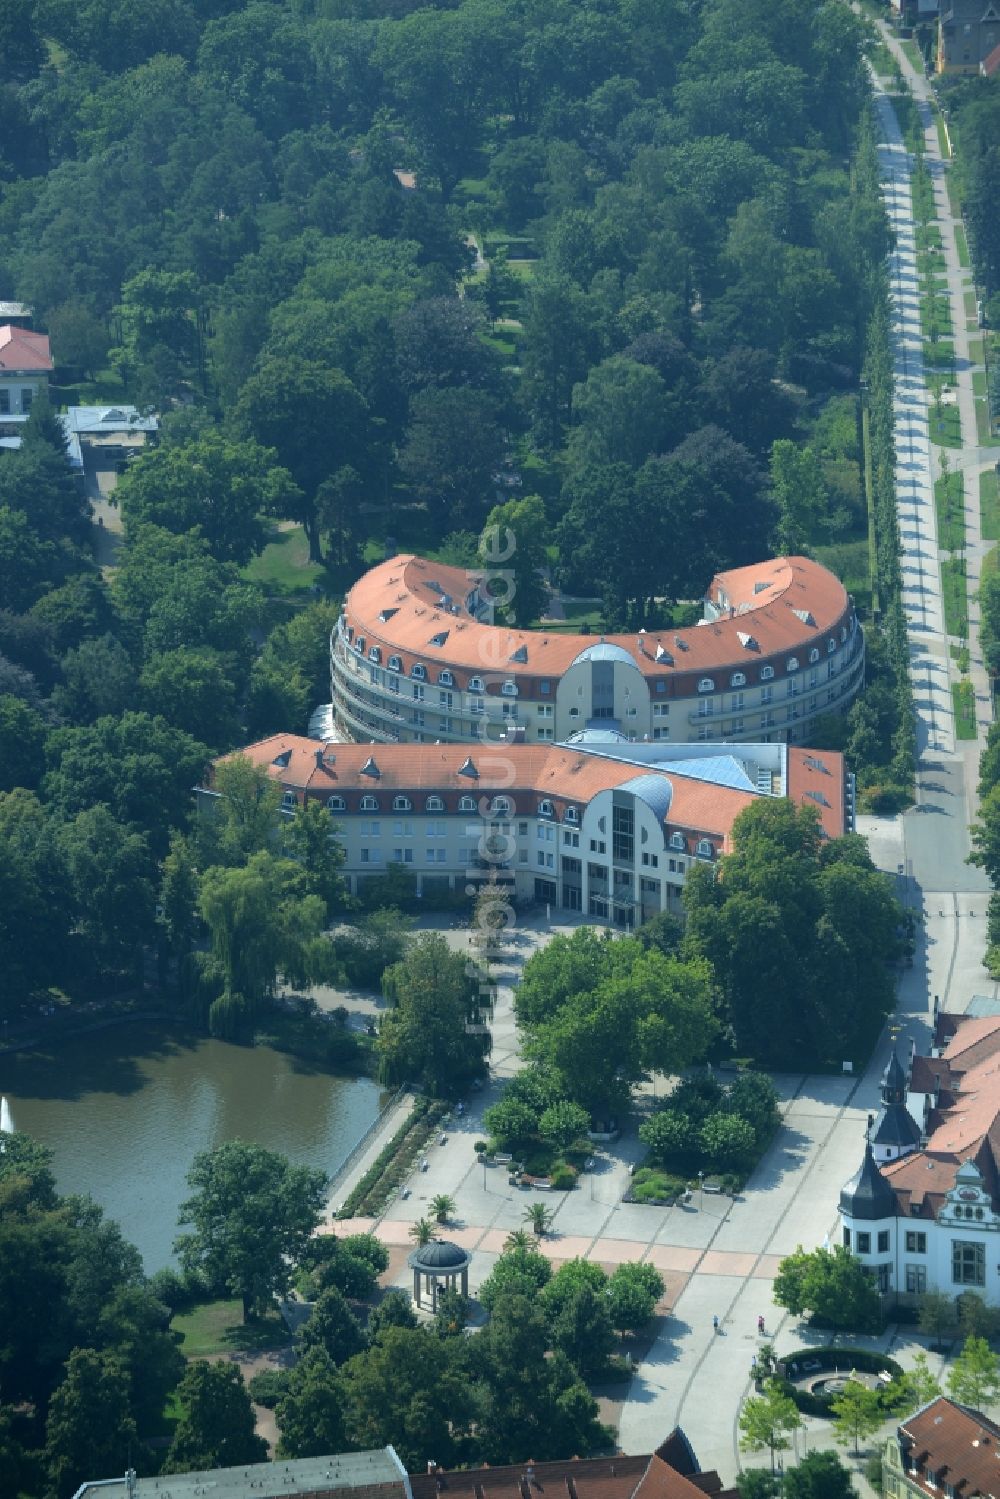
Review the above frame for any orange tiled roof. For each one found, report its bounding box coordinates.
[408,1446,732,1499]
[785,747,846,839]
[0,325,53,372]
[211,736,844,850]
[342,555,851,680]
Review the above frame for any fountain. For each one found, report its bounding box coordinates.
[0,1095,12,1134]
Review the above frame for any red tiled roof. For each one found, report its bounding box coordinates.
[341,554,853,683]
[898,1397,1000,1498]
[209,736,845,849]
[0,325,53,372]
[982,41,1000,74]
[785,747,846,839]
[408,1443,730,1499]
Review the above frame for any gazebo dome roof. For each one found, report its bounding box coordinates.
[408,1239,471,1270]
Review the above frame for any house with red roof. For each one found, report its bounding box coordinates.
[839,1010,1000,1305]
[0,324,53,450]
[199,733,849,922]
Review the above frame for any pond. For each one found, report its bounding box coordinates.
[0,1022,385,1273]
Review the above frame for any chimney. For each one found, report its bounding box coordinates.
[315,749,324,769]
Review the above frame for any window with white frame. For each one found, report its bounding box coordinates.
[425,795,445,812]
[388,655,402,672]
[501,680,517,696]
[671,832,685,850]
[392,820,413,837]
[411,664,426,680]
[360,795,379,812]
[458,795,477,812]
[282,791,297,809]
[761,665,774,681]
[468,676,484,693]
[327,795,345,812]
[393,796,412,812]
[412,683,425,701]
[439,670,453,686]
[563,830,580,848]
[492,796,511,815]
[698,678,715,693]
[787,657,800,672]
[809,647,820,664]
[730,672,746,687]
[565,807,579,823]
[538,800,553,817]
[696,839,713,859]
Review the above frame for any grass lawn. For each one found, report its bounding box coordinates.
[900,37,924,70]
[543,603,605,633]
[969,338,985,366]
[482,329,517,360]
[976,399,996,446]
[920,292,953,340]
[974,371,987,399]
[244,522,324,597]
[980,469,1000,542]
[935,113,951,160]
[935,469,965,551]
[964,288,979,324]
[947,171,962,217]
[917,249,946,275]
[941,556,969,638]
[930,402,963,448]
[814,539,873,615]
[916,224,942,252]
[172,1299,291,1358]
[923,340,955,373]
[956,224,971,268]
[953,679,977,739]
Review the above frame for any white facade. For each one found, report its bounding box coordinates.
[841,1159,1000,1302]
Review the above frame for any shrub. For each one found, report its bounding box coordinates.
[550,1163,578,1190]
[248,1369,292,1408]
[630,1168,687,1203]
[148,1265,208,1313]
[639,1109,694,1162]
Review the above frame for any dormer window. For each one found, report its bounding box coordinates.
[696,839,713,859]
[411,664,427,681]
[425,795,445,812]
[468,676,484,693]
[501,680,518,697]
[388,655,402,672]
[841,625,848,642]
[439,670,454,687]
[760,664,774,681]
[828,638,836,654]
[670,832,685,851]
[355,636,366,655]
[393,796,412,812]
[730,672,746,688]
[787,657,800,673]
[492,796,511,815]
[458,795,477,812]
[281,791,297,809]
[538,800,553,818]
[565,807,579,824]
[368,646,381,663]
[360,795,379,812]
[327,795,345,812]
[698,678,715,693]
[809,647,820,664]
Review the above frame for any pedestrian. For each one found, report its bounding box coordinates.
[751,1354,758,1373]
[712,1314,720,1334]
[757,1314,765,1335]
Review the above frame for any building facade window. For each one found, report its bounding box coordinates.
[905,1231,926,1253]
[905,1265,927,1294]
[698,678,715,693]
[612,805,634,863]
[952,1240,986,1286]
[877,1230,890,1253]
[856,1232,871,1254]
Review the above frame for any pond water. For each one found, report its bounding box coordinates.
[0,1023,385,1273]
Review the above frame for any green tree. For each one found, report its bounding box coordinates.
[701,1112,757,1170]
[770,439,827,553]
[399,385,505,533]
[541,1259,609,1322]
[378,934,489,1095]
[783,1450,855,1499]
[483,1097,539,1152]
[894,1352,941,1411]
[276,1347,346,1459]
[367,1290,418,1340]
[53,635,138,725]
[176,1141,326,1320]
[44,1349,139,1499]
[773,1246,881,1332]
[118,434,299,565]
[300,1287,367,1366]
[551,1282,616,1376]
[482,494,549,626]
[970,784,1000,887]
[947,1335,1000,1409]
[0,694,47,792]
[606,1262,665,1336]
[917,1290,955,1351]
[140,646,239,749]
[408,1217,434,1247]
[430,1194,455,1225]
[639,1110,695,1162]
[163,1361,268,1474]
[282,796,347,918]
[206,754,282,865]
[567,356,672,473]
[58,805,157,980]
[739,1380,802,1472]
[830,1377,883,1456]
[479,1247,553,1314]
[524,1202,554,1237]
[538,1101,592,1152]
[340,1326,476,1470]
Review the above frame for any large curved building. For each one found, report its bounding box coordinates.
[331,553,864,748]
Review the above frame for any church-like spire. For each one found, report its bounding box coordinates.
[881,1048,906,1106]
[839,1140,896,1221]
